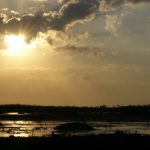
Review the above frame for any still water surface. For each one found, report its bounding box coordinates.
[0,121,150,137]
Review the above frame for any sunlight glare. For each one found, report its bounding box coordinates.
[4,35,28,56]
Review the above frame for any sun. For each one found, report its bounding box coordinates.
[4,35,28,56]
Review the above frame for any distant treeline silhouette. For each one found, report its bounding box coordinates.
[0,104,150,121]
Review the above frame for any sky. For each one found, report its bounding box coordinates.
[0,0,150,106]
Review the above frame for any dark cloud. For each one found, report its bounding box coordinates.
[49,0,100,30]
[55,45,109,59]
[0,14,46,42]
[55,45,91,53]
[0,0,100,41]
[0,0,149,42]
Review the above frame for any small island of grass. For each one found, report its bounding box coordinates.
[54,122,94,132]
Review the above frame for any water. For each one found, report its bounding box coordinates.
[0,121,150,137]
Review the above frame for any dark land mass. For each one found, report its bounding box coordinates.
[0,133,150,150]
[0,104,150,121]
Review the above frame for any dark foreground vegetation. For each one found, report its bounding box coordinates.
[0,104,150,121]
[0,133,150,149]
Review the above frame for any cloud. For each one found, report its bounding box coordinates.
[0,0,149,42]
[4,14,47,42]
[99,0,150,12]
[49,0,100,30]
[54,45,120,60]
[0,0,100,42]
[105,15,121,35]
[126,0,150,3]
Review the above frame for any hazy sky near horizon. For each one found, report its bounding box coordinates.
[0,0,150,106]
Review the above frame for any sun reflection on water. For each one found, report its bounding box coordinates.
[4,112,19,115]
[0,121,150,137]
[13,133,29,137]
